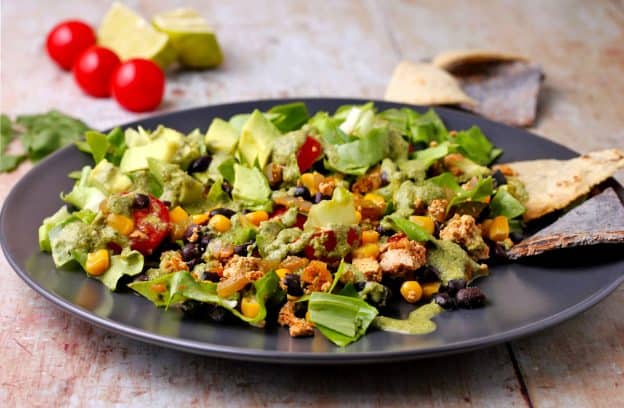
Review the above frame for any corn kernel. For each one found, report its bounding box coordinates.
[422,281,441,298]
[488,215,509,242]
[355,210,362,223]
[361,230,379,244]
[246,210,269,226]
[352,243,380,259]
[241,297,261,319]
[363,193,386,208]
[85,249,110,276]
[169,206,189,225]
[400,281,423,303]
[106,213,135,236]
[300,172,324,194]
[191,213,210,225]
[209,214,232,233]
[408,215,435,235]
[275,268,290,279]
[305,310,311,322]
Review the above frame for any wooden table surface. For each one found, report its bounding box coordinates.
[2,1,623,406]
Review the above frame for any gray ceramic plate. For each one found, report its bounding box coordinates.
[2,98,623,364]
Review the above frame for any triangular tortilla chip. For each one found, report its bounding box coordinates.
[384,61,475,106]
[433,49,528,71]
[506,188,624,259]
[504,149,624,221]
[457,62,543,127]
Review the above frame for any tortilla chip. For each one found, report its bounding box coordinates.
[457,62,543,127]
[504,149,624,221]
[433,49,528,71]
[384,61,475,106]
[506,188,624,259]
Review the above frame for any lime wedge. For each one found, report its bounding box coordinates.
[98,2,176,69]
[152,9,223,69]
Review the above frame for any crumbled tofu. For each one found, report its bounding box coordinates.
[159,250,189,273]
[352,169,382,194]
[379,237,427,277]
[427,199,449,223]
[278,301,315,337]
[222,255,266,282]
[318,177,337,196]
[440,214,490,260]
[353,257,382,282]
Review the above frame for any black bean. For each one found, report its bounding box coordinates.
[293,186,312,201]
[184,224,201,241]
[162,200,172,209]
[492,170,507,188]
[493,243,508,259]
[207,305,230,322]
[510,231,524,243]
[199,233,214,250]
[187,155,212,174]
[456,287,486,309]
[354,281,366,291]
[293,302,308,318]
[283,274,304,297]
[181,243,201,262]
[234,241,253,256]
[185,258,198,269]
[380,171,390,187]
[132,193,150,209]
[433,293,457,310]
[209,207,236,218]
[313,192,331,204]
[418,265,440,282]
[201,271,221,282]
[221,181,233,197]
[441,279,466,297]
[411,141,428,151]
[434,221,442,237]
[375,225,395,236]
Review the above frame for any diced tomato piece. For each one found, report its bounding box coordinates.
[295,213,307,229]
[304,230,336,260]
[130,196,170,255]
[296,136,323,173]
[347,227,359,246]
[408,144,415,153]
[270,205,288,218]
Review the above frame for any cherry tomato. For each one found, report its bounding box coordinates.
[73,46,121,97]
[111,59,165,112]
[296,136,323,172]
[46,20,96,70]
[130,196,170,255]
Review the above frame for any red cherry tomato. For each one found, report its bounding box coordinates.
[130,196,170,255]
[111,59,165,112]
[72,46,121,97]
[296,136,323,172]
[46,20,96,70]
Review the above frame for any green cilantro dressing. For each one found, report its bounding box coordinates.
[373,303,442,335]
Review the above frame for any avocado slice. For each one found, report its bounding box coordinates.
[238,110,280,168]
[205,118,239,154]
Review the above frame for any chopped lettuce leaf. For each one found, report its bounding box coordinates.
[489,186,526,219]
[308,292,378,347]
[95,249,143,290]
[38,206,71,251]
[448,177,494,209]
[324,128,388,175]
[409,109,448,145]
[413,142,452,169]
[454,126,502,165]
[387,215,434,242]
[61,166,106,211]
[304,187,357,230]
[268,102,309,133]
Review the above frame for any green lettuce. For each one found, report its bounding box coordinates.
[79,128,126,165]
[268,102,309,132]
[95,249,143,290]
[489,186,526,219]
[453,126,502,165]
[386,215,434,242]
[308,292,378,347]
[323,128,388,175]
[61,166,106,212]
[38,206,71,251]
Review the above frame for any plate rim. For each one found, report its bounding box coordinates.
[2,97,623,364]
